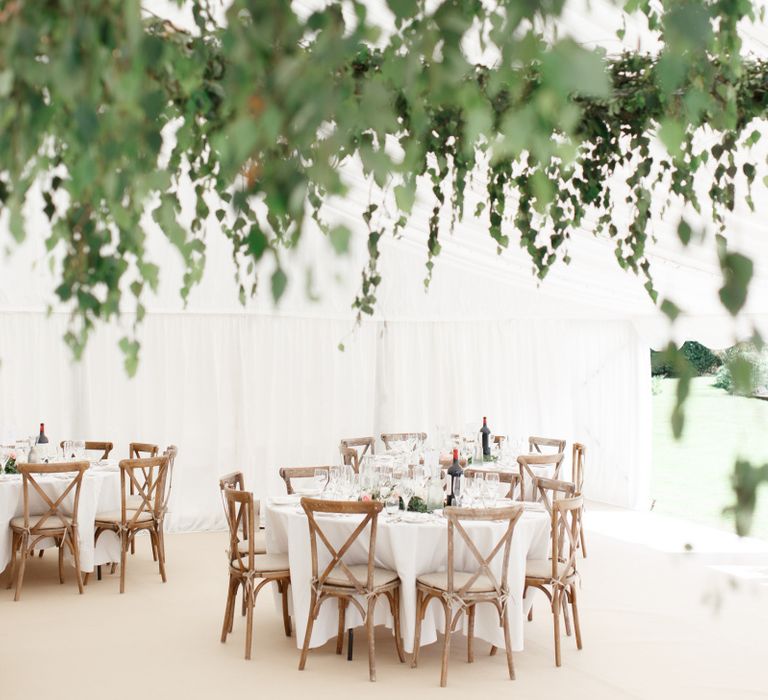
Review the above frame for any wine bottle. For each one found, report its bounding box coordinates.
[447,448,463,506]
[480,416,491,458]
[37,422,49,444]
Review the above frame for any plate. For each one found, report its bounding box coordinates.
[270,495,301,506]
[400,511,430,523]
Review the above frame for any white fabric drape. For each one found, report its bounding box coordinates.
[0,311,650,531]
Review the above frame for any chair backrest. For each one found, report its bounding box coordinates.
[380,432,427,450]
[339,437,375,470]
[129,442,159,459]
[551,496,583,583]
[340,447,360,472]
[219,471,245,492]
[517,452,566,500]
[59,441,113,460]
[119,456,169,526]
[532,476,576,516]
[223,487,256,571]
[159,444,178,513]
[278,466,332,495]
[301,498,382,593]
[442,505,524,599]
[17,462,89,534]
[463,469,520,499]
[528,436,566,455]
[572,442,586,494]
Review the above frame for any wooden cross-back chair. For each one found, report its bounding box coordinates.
[531,477,576,517]
[125,442,159,556]
[380,432,427,451]
[517,452,565,501]
[220,488,291,660]
[6,461,89,601]
[278,466,333,495]
[572,442,587,557]
[524,496,584,667]
[154,444,178,563]
[59,440,113,460]
[412,505,524,687]
[339,437,375,472]
[298,498,404,682]
[529,436,566,454]
[88,456,168,594]
[464,469,521,500]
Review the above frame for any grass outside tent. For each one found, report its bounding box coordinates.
[652,376,768,541]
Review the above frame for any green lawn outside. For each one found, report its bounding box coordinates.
[652,376,768,541]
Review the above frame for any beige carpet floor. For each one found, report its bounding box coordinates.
[1,520,766,700]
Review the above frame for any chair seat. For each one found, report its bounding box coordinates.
[236,530,267,556]
[525,558,571,581]
[95,509,154,524]
[325,564,398,588]
[417,570,496,593]
[10,514,68,532]
[252,553,290,574]
[125,494,145,509]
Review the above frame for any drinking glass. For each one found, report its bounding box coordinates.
[385,492,400,518]
[399,479,415,513]
[0,446,9,473]
[314,468,329,494]
[484,472,501,504]
[74,440,86,460]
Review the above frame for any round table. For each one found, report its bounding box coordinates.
[265,501,550,653]
[0,463,122,573]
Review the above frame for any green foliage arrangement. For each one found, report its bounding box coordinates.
[2,0,768,532]
[712,342,768,395]
[652,341,721,377]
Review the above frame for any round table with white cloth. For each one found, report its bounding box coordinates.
[0,463,122,573]
[265,501,550,654]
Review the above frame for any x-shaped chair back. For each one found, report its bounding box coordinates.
[572,443,586,494]
[339,437,375,471]
[223,487,255,570]
[550,496,583,585]
[443,505,524,600]
[119,456,168,528]
[517,452,565,501]
[159,444,178,514]
[380,432,427,451]
[529,436,566,455]
[464,469,521,499]
[59,441,113,460]
[301,497,381,596]
[17,461,89,539]
[279,466,333,495]
[533,477,576,517]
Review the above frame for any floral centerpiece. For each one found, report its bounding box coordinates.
[4,452,17,474]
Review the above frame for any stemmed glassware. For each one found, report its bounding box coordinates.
[314,468,329,494]
[483,472,501,505]
[399,476,415,514]
[0,446,10,474]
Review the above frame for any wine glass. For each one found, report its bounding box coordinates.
[0,446,9,474]
[399,478,415,514]
[314,468,329,494]
[484,472,501,505]
[385,491,400,518]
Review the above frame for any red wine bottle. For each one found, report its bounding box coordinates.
[480,416,491,457]
[37,423,49,444]
[447,448,463,506]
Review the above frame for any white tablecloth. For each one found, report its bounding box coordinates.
[0,466,122,573]
[265,502,550,653]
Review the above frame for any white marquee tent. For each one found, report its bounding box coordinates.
[1,0,767,532]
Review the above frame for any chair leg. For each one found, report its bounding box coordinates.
[571,584,583,650]
[13,534,29,602]
[562,593,572,636]
[390,587,405,663]
[153,529,167,583]
[579,527,587,557]
[158,526,167,563]
[467,604,475,663]
[298,590,318,670]
[7,532,18,590]
[71,532,84,594]
[221,574,238,643]
[110,562,117,575]
[119,531,128,594]
[244,585,254,660]
[58,539,65,584]
[439,601,453,688]
[411,589,424,668]
[241,580,247,618]
[502,606,516,680]
[553,589,562,667]
[280,578,292,637]
[366,594,377,681]
[336,597,347,654]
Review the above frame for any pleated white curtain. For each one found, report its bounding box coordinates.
[0,311,650,531]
